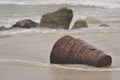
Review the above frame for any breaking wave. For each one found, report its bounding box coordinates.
[0,26,120,38]
[0,0,120,8]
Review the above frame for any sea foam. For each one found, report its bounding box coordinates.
[0,0,120,8]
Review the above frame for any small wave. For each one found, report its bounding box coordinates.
[1,27,120,37]
[0,58,50,67]
[0,28,57,37]
[0,0,120,8]
[0,58,120,71]
[52,65,120,71]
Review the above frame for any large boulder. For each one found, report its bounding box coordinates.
[40,7,73,29]
[50,36,112,67]
[72,20,88,29]
[11,19,39,29]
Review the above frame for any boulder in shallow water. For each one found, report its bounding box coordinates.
[72,20,88,29]
[50,36,112,67]
[40,7,73,29]
[11,19,39,29]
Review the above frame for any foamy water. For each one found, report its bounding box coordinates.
[0,23,120,37]
[0,0,120,8]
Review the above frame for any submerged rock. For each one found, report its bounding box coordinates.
[72,20,88,29]
[0,26,8,31]
[11,19,39,29]
[40,7,73,29]
[99,24,110,27]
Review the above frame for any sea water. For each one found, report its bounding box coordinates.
[0,0,120,80]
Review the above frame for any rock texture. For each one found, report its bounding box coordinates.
[72,20,88,29]
[11,19,39,29]
[40,7,73,29]
[50,36,112,67]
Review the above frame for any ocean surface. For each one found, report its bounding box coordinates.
[0,0,119,33]
[0,0,120,27]
[0,0,120,80]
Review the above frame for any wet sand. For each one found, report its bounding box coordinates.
[0,31,120,80]
[1,63,120,80]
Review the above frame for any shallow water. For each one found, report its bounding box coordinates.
[0,31,120,80]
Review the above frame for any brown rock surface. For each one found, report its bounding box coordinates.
[72,20,88,29]
[50,36,112,67]
[40,7,73,29]
[11,19,39,29]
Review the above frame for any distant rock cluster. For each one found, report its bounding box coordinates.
[1,7,109,31]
